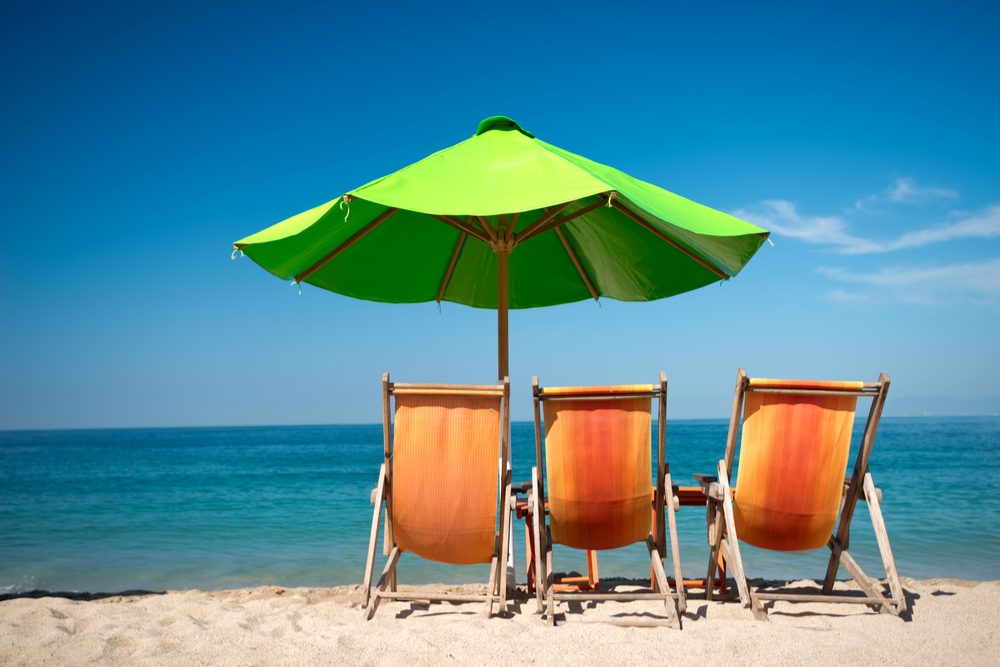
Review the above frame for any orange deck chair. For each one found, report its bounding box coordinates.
[698,369,905,619]
[362,374,512,620]
[529,373,685,627]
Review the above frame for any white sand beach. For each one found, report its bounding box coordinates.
[1,578,997,666]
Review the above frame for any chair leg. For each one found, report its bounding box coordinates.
[365,546,400,621]
[833,540,894,615]
[864,472,906,615]
[823,481,860,594]
[647,536,679,627]
[362,465,386,610]
[717,460,766,620]
[524,520,534,595]
[705,498,721,601]
[498,483,513,614]
[531,467,546,614]
[545,535,556,626]
[482,544,500,619]
[664,472,686,614]
[821,531,845,594]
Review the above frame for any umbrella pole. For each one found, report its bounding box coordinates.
[498,250,509,381]
[497,248,515,594]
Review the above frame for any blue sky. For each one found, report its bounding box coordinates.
[1,1,998,429]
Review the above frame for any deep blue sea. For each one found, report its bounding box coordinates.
[1,418,998,594]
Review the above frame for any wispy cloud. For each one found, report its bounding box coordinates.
[818,259,1000,304]
[736,200,879,253]
[886,177,959,204]
[737,178,1000,304]
[736,199,1000,255]
[853,177,959,211]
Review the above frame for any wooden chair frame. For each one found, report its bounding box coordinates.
[529,372,685,627]
[700,369,906,620]
[362,373,512,620]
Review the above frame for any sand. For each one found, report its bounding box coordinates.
[1,578,997,666]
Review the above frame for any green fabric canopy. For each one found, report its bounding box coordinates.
[234,116,769,376]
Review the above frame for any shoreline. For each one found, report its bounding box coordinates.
[2,578,997,665]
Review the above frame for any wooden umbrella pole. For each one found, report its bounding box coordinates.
[498,250,509,380]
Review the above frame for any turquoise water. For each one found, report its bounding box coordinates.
[1,418,998,593]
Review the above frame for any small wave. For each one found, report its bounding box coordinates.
[0,575,40,594]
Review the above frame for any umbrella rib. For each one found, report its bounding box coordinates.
[516,198,607,246]
[512,202,571,245]
[505,212,519,243]
[554,227,599,302]
[475,216,498,243]
[436,232,467,303]
[612,200,730,280]
[431,215,491,244]
[295,207,399,283]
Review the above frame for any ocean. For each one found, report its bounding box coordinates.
[1,418,998,594]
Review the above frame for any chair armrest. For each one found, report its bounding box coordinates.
[706,482,725,501]
[693,473,717,489]
[844,476,884,503]
[511,480,532,495]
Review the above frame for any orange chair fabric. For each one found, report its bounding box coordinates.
[733,380,863,551]
[391,393,501,564]
[543,389,652,551]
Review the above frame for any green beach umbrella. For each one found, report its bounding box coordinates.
[234,116,769,379]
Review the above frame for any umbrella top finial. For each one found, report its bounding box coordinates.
[476,116,534,138]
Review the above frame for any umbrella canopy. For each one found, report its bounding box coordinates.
[234,116,769,378]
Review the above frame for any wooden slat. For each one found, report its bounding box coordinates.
[539,392,659,402]
[748,388,879,397]
[550,591,677,602]
[389,388,504,397]
[753,592,894,605]
[295,208,399,283]
[379,592,496,603]
[390,382,503,392]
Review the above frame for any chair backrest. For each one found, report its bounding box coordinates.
[539,384,656,551]
[733,378,865,551]
[389,382,508,564]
